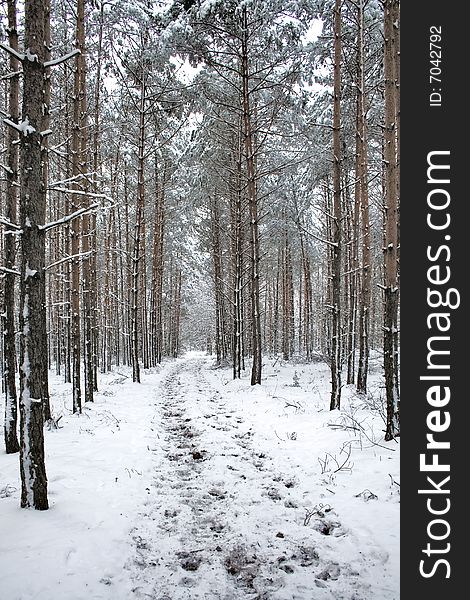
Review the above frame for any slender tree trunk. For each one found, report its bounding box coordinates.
[131,77,146,383]
[211,194,227,364]
[91,0,105,391]
[141,250,149,369]
[124,166,133,367]
[231,126,244,379]
[393,1,401,398]
[151,152,165,365]
[346,167,358,384]
[74,0,93,404]
[39,0,52,422]
[63,56,72,385]
[18,0,49,510]
[3,0,20,454]
[356,0,371,394]
[282,228,294,361]
[241,8,262,385]
[172,268,182,358]
[330,0,343,410]
[383,0,400,440]
[70,0,87,413]
[273,251,280,355]
[302,252,313,359]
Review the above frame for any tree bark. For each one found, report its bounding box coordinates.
[40,0,52,422]
[3,0,20,454]
[18,0,49,510]
[330,0,343,410]
[131,75,147,383]
[70,0,87,413]
[383,0,400,440]
[150,152,165,366]
[356,0,371,394]
[241,8,262,385]
[230,124,244,378]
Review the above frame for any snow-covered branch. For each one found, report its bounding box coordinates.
[50,172,95,188]
[44,49,80,68]
[0,42,25,62]
[0,163,14,175]
[4,117,36,136]
[0,216,21,230]
[40,203,99,232]
[1,70,22,81]
[0,266,20,276]
[296,222,339,248]
[49,187,113,203]
[45,251,93,271]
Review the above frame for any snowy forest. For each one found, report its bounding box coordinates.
[0,0,400,598]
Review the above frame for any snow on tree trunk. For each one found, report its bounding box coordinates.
[3,0,20,455]
[356,0,371,395]
[41,0,52,422]
[241,7,262,386]
[330,0,343,411]
[18,0,49,510]
[383,0,400,440]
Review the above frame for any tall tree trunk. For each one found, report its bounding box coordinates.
[383,0,400,440]
[345,167,358,384]
[3,0,20,454]
[62,53,72,385]
[40,0,52,422]
[172,268,182,358]
[75,0,93,404]
[70,0,86,413]
[211,194,227,364]
[393,0,400,399]
[131,76,146,383]
[330,0,343,410]
[18,0,49,509]
[231,126,244,379]
[241,8,262,385]
[124,166,133,367]
[301,250,313,360]
[91,0,105,391]
[282,229,294,361]
[273,250,280,355]
[150,152,165,365]
[356,0,371,394]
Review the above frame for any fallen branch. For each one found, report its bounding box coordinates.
[304,503,332,526]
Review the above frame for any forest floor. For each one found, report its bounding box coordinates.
[0,352,399,600]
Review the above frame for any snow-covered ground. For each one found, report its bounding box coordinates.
[0,352,399,600]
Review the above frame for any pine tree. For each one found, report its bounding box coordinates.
[17,0,50,510]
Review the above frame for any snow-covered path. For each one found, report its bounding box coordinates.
[127,356,399,600]
[0,354,399,599]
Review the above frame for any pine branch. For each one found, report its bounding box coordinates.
[40,203,99,232]
[0,42,25,61]
[44,49,80,68]
[45,251,93,271]
[0,266,20,276]
[0,216,21,230]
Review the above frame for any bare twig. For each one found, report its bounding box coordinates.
[304,503,332,526]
